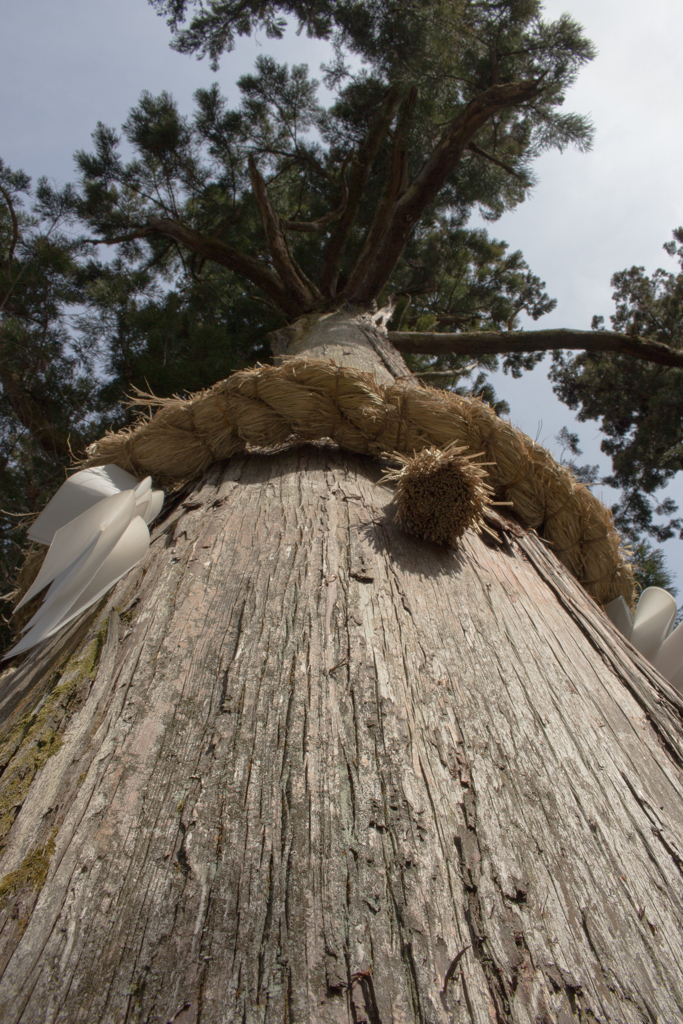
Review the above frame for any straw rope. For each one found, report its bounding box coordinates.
[84,358,634,605]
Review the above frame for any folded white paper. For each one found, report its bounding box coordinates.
[604,586,682,690]
[28,465,140,545]
[16,491,136,611]
[630,587,677,662]
[28,517,151,647]
[5,465,164,660]
[652,619,683,686]
[135,489,165,525]
[603,596,633,641]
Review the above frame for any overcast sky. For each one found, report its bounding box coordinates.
[2,0,683,587]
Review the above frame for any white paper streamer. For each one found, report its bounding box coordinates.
[16,491,136,612]
[605,587,683,694]
[27,465,141,545]
[602,596,633,642]
[630,588,677,662]
[5,466,164,659]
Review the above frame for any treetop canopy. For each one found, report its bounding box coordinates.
[73,0,595,323]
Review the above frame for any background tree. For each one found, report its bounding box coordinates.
[551,228,683,546]
[0,162,103,644]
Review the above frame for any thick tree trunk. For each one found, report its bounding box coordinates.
[1,311,683,1023]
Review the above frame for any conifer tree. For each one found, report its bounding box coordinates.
[3,5,683,1021]
[551,229,683,545]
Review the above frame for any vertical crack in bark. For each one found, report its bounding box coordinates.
[620,772,683,880]
[452,746,515,1024]
[350,970,383,1024]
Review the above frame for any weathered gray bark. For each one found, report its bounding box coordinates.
[1,311,683,1023]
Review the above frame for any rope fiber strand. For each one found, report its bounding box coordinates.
[84,358,634,606]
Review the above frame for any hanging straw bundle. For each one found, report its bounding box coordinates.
[380,443,495,546]
[83,358,635,606]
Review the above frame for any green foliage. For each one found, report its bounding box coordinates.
[630,538,678,597]
[151,0,596,103]
[0,162,107,648]
[393,222,556,408]
[551,230,683,545]
[77,260,276,412]
[74,1,594,302]
[554,427,599,485]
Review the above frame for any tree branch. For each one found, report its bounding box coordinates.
[388,327,683,369]
[83,227,156,245]
[282,165,349,232]
[466,141,525,180]
[320,85,404,298]
[343,79,543,305]
[247,155,321,311]
[146,214,303,317]
[0,183,20,271]
[344,87,416,298]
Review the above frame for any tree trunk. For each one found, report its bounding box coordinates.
[1,310,683,1023]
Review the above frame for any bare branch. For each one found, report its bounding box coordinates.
[414,364,478,377]
[343,79,543,305]
[320,85,404,297]
[83,227,156,245]
[248,155,321,311]
[388,327,683,369]
[434,312,483,325]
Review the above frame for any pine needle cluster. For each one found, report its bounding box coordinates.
[381,443,494,547]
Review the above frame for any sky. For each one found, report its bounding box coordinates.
[2,0,683,587]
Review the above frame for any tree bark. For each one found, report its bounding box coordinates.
[1,311,683,1023]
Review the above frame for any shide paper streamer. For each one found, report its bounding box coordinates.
[605,588,683,694]
[4,465,164,659]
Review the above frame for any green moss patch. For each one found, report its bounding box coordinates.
[0,832,56,909]
[0,619,109,852]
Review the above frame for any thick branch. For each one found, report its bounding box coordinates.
[320,85,404,298]
[344,87,416,298]
[247,155,321,311]
[388,327,683,369]
[343,79,543,305]
[146,215,302,317]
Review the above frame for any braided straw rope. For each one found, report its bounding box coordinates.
[84,358,634,605]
